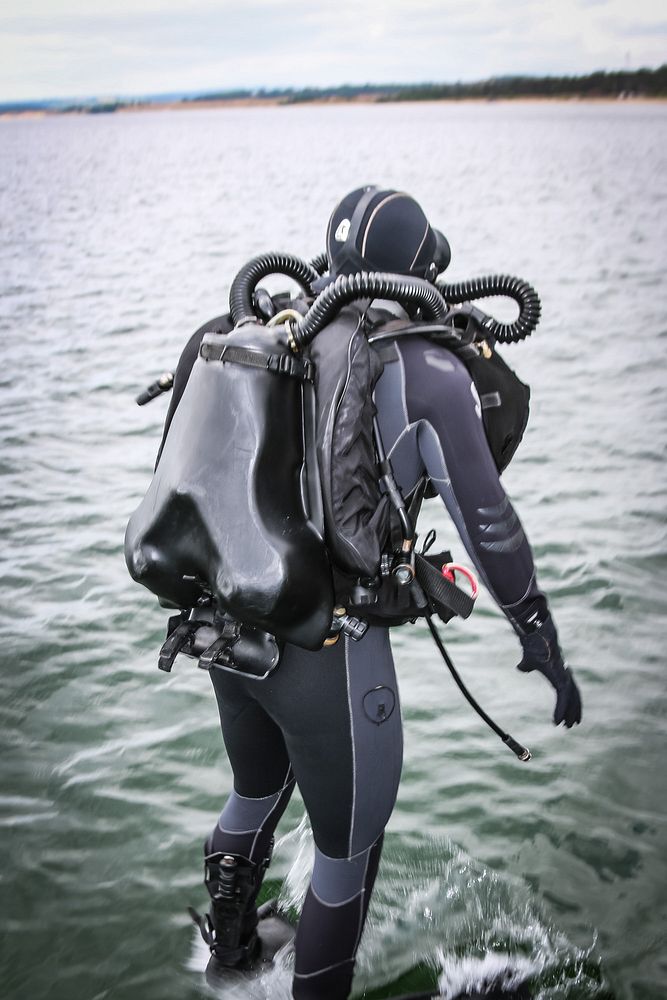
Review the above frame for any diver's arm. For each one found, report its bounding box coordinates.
[395,338,581,727]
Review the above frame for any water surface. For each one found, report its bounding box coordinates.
[0,101,665,1000]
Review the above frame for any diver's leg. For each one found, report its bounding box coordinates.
[292,834,384,999]
[208,669,296,862]
[252,626,402,999]
[198,671,296,966]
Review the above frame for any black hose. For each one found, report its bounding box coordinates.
[425,614,532,762]
[437,274,541,343]
[309,251,328,276]
[373,416,414,547]
[294,271,448,348]
[229,252,320,326]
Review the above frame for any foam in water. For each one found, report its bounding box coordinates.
[186,814,607,999]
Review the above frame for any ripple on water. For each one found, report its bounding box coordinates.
[192,818,612,999]
[2,102,666,1000]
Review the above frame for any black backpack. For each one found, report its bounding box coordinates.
[125,292,526,673]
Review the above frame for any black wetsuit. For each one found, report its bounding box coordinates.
[164,314,544,999]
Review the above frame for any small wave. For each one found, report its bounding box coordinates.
[186,818,609,999]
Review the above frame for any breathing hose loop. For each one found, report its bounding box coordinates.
[229,252,320,327]
[437,274,541,343]
[294,271,448,349]
[228,252,540,346]
[309,251,329,276]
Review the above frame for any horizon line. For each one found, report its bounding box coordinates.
[2,63,666,109]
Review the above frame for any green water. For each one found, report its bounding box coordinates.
[0,102,665,999]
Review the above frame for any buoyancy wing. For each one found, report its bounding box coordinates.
[125,324,334,650]
[308,306,391,578]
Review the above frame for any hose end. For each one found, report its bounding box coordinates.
[135,371,174,406]
[502,734,532,762]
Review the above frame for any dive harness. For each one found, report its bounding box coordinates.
[133,252,535,762]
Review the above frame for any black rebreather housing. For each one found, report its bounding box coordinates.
[124,323,334,650]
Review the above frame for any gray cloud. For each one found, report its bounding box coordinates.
[1,0,664,101]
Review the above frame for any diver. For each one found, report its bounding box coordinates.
[128,186,582,1000]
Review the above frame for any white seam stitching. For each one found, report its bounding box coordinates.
[345,635,357,857]
[316,843,378,863]
[354,851,371,951]
[396,343,410,428]
[501,570,537,610]
[281,763,294,789]
[230,771,294,803]
[309,884,364,908]
[418,421,496,597]
[386,420,417,460]
[360,192,404,257]
[248,765,295,858]
[294,958,354,979]
[409,220,430,271]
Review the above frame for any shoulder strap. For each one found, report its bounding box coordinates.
[200,341,315,382]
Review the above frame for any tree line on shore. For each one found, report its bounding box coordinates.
[388,65,667,101]
[2,65,665,115]
[190,65,667,103]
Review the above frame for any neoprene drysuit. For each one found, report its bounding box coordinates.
[166,314,549,999]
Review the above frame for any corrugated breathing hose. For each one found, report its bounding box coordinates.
[437,274,541,343]
[293,271,448,348]
[229,252,319,326]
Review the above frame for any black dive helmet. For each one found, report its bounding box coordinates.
[325,186,451,283]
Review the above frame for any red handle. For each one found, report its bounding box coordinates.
[441,562,479,600]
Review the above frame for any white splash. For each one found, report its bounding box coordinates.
[186,823,604,999]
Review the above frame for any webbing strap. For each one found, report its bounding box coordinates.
[200,342,315,382]
[415,554,475,619]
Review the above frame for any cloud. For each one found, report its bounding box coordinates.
[614,18,667,36]
[0,0,665,101]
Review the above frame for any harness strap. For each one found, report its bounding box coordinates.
[415,553,475,620]
[200,342,315,382]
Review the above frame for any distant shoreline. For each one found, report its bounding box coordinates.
[3,65,665,118]
[2,93,666,120]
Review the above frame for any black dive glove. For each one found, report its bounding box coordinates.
[517,609,582,728]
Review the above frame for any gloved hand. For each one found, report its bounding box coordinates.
[517,612,582,728]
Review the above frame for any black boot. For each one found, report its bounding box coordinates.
[189,844,272,969]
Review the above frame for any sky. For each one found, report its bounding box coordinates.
[1,0,665,102]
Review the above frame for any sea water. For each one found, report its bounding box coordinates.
[0,101,665,1000]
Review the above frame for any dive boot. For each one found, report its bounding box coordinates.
[204,898,296,987]
[189,842,295,983]
[189,850,265,969]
